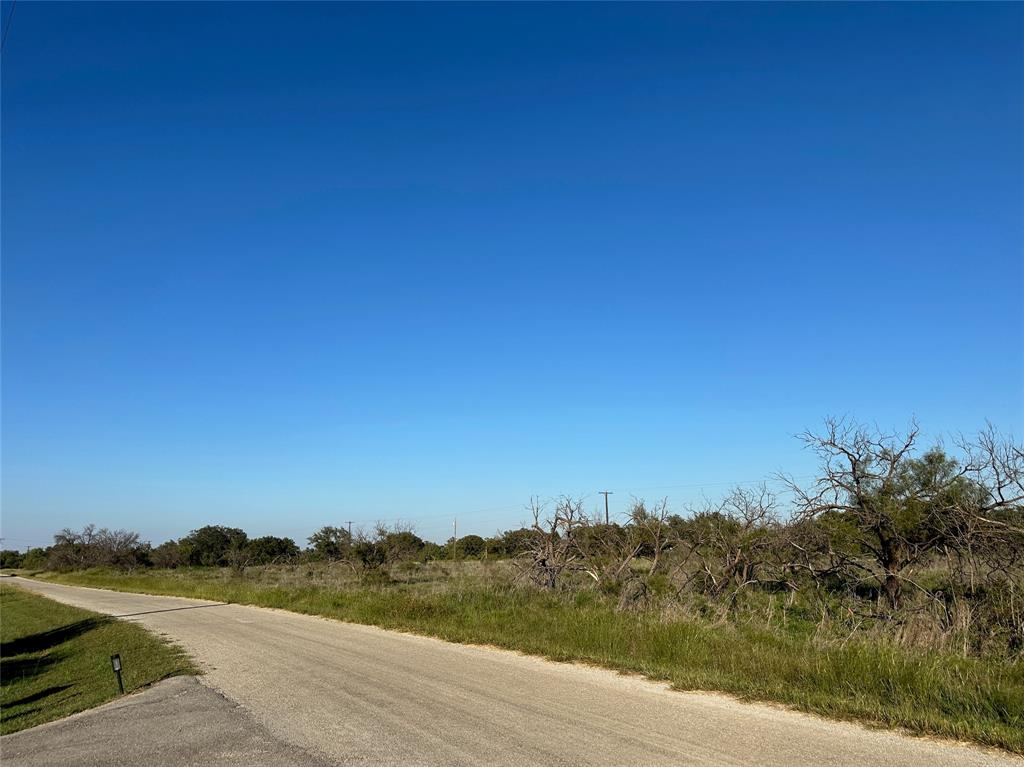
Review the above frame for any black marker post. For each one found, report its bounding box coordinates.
[110,654,125,694]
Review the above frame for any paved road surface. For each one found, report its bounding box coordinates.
[2,676,335,767]
[5,577,1017,766]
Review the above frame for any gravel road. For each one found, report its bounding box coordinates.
[5,577,1017,766]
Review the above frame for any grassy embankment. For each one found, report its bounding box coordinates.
[0,583,196,734]
[38,566,1024,754]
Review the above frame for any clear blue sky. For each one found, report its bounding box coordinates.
[2,2,1022,549]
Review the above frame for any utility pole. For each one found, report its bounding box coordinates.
[599,491,613,525]
[345,521,353,539]
[452,518,457,561]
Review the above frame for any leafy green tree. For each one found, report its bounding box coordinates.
[151,540,184,569]
[21,547,49,570]
[307,526,352,560]
[498,527,542,556]
[455,534,486,558]
[419,541,446,561]
[179,525,248,567]
[352,525,424,568]
[380,530,425,563]
[0,550,24,568]
[246,536,299,565]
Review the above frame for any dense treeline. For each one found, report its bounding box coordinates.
[7,419,1023,658]
[3,522,539,574]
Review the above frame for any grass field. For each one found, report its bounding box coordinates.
[36,565,1024,753]
[0,582,196,735]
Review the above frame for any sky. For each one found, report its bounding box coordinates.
[2,2,1022,550]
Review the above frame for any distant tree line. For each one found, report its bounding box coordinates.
[5,519,542,576]
[6,418,1022,657]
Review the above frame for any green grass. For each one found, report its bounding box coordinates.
[0,583,196,734]
[39,568,1024,754]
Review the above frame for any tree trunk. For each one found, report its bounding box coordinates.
[883,567,901,609]
[878,532,903,609]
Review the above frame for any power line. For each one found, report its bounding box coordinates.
[2,473,821,550]
[330,475,818,531]
[605,475,816,494]
[343,503,524,528]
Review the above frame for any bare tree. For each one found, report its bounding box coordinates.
[680,485,781,598]
[784,418,1024,608]
[93,528,143,570]
[518,496,588,589]
[629,498,672,576]
[49,525,144,571]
